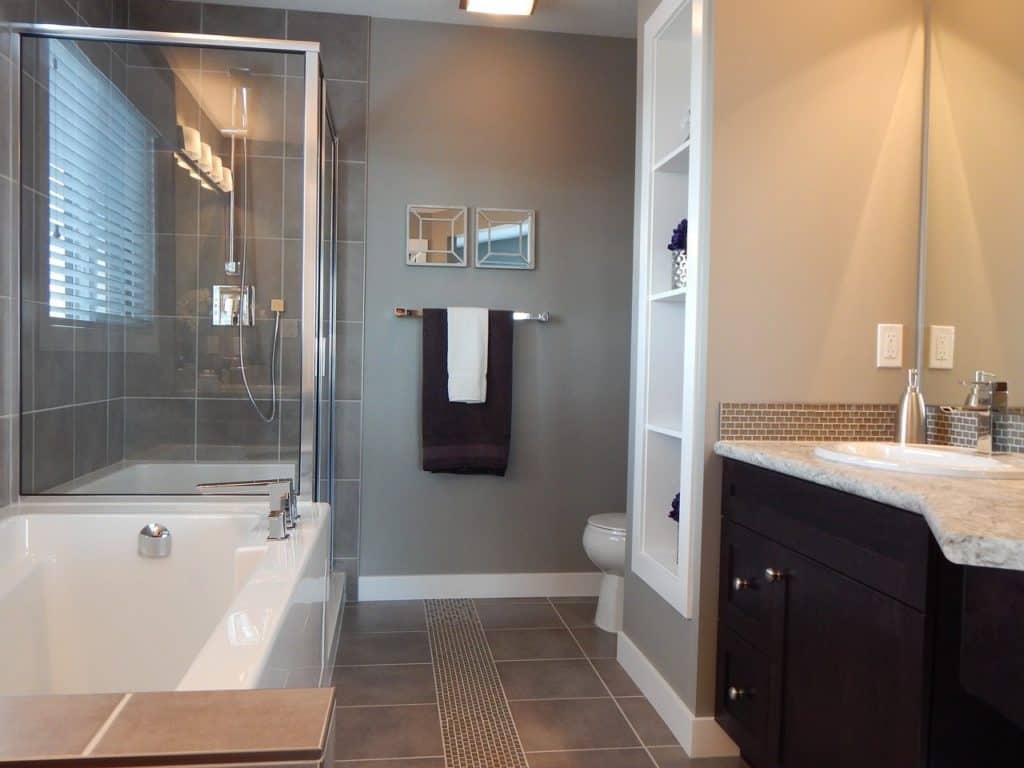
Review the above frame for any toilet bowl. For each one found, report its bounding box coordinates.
[583,513,627,633]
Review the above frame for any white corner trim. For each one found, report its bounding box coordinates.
[617,632,739,759]
[358,572,602,602]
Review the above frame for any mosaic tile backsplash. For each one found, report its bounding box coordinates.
[927,406,1024,454]
[719,403,897,442]
[719,402,1024,454]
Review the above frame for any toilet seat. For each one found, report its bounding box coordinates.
[587,513,627,534]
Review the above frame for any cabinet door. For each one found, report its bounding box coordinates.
[780,547,928,768]
[720,521,787,656]
[717,522,788,766]
[717,627,783,768]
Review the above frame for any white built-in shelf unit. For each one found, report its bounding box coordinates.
[630,0,713,618]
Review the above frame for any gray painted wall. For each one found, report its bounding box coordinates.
[360,19,636,576]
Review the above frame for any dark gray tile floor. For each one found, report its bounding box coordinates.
[330,596,748,767]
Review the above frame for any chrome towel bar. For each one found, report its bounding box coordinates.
[394,307,550,322]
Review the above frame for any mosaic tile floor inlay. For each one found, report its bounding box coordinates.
[425,598,530,768]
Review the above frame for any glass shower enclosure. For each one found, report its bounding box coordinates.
[13,25,337,504]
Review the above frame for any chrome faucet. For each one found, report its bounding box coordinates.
[959,371,1008,455]
[196,478,297,540]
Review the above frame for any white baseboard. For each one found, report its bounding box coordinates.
[358,572,603,602]
[617,632,739,758]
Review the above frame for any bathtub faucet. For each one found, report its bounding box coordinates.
[195,478,297,540]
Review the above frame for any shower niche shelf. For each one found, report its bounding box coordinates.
[630,0,713,619]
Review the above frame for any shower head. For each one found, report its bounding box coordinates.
[222,67,252,138]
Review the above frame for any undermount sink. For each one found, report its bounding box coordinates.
[813,442,1024,479]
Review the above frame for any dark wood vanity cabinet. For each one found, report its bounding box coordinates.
[717,459,932,767]
[717,459,1024,767]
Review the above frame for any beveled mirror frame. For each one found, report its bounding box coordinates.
[474,208,536,270]
[406,204,469,267]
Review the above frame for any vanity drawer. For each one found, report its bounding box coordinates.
[722,459,933,610]
[720,521,786,655]
[716,627,782,768]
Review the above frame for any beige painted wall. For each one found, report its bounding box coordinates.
[623,0,924,716]
[923,0,1024,405]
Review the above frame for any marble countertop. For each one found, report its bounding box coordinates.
[714,441,1024,572]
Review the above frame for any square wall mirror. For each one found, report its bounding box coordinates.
[407,205,468,266]
[475,208,535,270]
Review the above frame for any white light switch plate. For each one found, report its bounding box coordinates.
[929,325,955,369]
[876,323,903,368]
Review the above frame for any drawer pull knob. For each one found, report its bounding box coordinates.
[732,577,752,591]
[764,567,785,582]
[727,686,750,701]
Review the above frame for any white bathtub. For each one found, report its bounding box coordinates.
[0,499,335,695]
[50,461,297,495]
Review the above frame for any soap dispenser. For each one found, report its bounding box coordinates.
[897,368,927,444]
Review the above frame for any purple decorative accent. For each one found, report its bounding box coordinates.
[667,219,688,253]
[669,492,680,522]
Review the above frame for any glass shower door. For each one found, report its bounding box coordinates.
[315,84,338,508]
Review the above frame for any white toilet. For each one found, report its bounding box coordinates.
[583,513,627,633]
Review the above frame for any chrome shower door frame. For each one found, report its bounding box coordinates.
[10,24,327,503]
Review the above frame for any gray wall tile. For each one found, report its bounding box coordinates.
[128,0,201,32]
[326,80,367,162]
[337,241,365,322]
[338,162,366,242]
[333,556,359,601]
[108,398,124,463]
[247,156,287,238]
[0,58,10,181]
[26,303,74,411]
[336,321,363,401]
[0,178,11,298]
[197,318,299,400]
[286,11,369,82]
[74,319,110,405]
[33,407,74,490]
[125,318,197,398]
[0,298,13,416]
[0,418,10,506]
[19,413,33,493]
[0,1,35,25]
[333,479,359,558]
[283,159,303,239]
[108,317,126,399]
[335,401,361,480]
[196,398,288,461]
[35,0,78,24]
[201,3,286,39]
[78,0,115,26]
[74,401,108,477]
[123,398,195,460]
[155,235,199,318]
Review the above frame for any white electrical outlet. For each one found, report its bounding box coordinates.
[929,325,955,369]
[876,323,903,368]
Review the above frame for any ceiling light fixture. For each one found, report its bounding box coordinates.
[459,0,536,16]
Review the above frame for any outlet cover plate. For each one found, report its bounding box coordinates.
[877,323,904,368]
[929,325,955,369]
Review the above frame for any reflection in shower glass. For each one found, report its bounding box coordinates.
[19,36,319,495]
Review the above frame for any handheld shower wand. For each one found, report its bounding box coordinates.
[220,68,281,424]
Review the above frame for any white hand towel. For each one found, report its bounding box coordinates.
[447,307,489,403]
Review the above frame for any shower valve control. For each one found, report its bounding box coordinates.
[212,284,255,327]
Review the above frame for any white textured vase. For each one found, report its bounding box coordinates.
[672,250,688,290]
